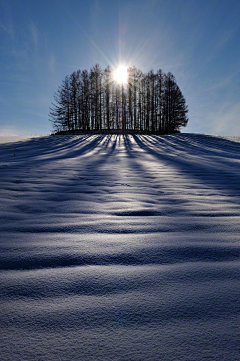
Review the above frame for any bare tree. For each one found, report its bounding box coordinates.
[49,64,188,134]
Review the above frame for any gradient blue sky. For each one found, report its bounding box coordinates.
[0,0,239,136]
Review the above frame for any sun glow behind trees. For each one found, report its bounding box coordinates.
[113,66,128,84]
[49,64,188,134]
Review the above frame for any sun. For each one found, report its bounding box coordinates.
[113,65,128,84]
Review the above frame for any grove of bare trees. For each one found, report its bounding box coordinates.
[49,64,188,134]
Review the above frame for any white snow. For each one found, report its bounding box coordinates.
[0,133,240,360]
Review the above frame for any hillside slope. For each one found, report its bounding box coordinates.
[1,133,240,360]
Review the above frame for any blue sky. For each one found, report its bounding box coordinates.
[0,0,239,136]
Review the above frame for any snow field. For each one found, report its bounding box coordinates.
[0,133,240,360]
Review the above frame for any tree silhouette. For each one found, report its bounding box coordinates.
[49,64,188,134]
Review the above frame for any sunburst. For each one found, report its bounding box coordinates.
[113,65,128,84]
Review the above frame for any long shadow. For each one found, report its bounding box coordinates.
[0,134,106,171]
[1,133,240,273]
[151,133,240,159]
[132,134,240,196]
[2,133,240,343]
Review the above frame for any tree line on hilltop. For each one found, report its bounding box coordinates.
[49,64,188,134]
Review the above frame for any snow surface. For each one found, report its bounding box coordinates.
[0,133,240,361]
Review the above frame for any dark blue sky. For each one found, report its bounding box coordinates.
[0,0,239,135]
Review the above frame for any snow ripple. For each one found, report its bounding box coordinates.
[1,133,240,360]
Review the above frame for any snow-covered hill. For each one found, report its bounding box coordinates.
[1,133,240,360]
